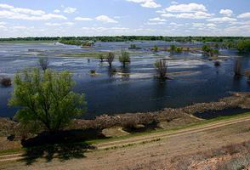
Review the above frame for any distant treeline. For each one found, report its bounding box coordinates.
[1,36,250,43]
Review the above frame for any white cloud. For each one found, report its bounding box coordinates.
[0,3,67,20]
[208,17,237,23]
[220,9,233,17]
[63,7,77,14]
[126,0,161,8]
[165,3,207,13]
[82,27,129,31]
[95,15,118,23]
[237,12,250,19]
[149,17,166,22]
[53,9,60,13]
[45,22,74,26]
[161,11,212,19]
[146,22,165,25]
[75,17,93,21]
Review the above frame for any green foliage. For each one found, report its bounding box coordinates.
[237,40,250,53]
[9,68,86,133]
[170,45,176,52]
[152,46,159,52]
[202,45,220,57]
[119,50,130,67]
[154,59,167,79]
[176,47,183,53]
[59,40,93,47]
[99,54,104,62]
[107,52,115,67]
[39,57,49,71]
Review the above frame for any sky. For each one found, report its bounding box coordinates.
[0,0,250,37]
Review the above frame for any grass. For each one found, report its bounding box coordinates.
[1,112,250,156]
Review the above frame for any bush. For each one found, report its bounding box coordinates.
[107,52,115,67]
[99,54,104,62]
[90,70,96,74]
[38,57,49,71]
[214,61,221,67]
[119,50,130,67]
[1,77,12,87]
[152,46,159,52]
[154,59,167,79]
[237,40,250,53]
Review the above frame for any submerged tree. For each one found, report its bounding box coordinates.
[234,59,242,77]
[119,50,130,68]
[99,54,105,62]
[9,68,86,133]
[107,52,115,67]
[154,59,167,79]
[39,57,49,71]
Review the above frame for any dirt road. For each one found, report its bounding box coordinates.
[1,116,250,170]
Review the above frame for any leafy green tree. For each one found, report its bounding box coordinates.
[170,45,176,52]
[9,68,86,133]
[237,40,250,53]
[119,50,130,67]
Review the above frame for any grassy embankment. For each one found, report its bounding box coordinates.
[1,111,250,156]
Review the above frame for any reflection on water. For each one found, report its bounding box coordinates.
[0,41,250,119]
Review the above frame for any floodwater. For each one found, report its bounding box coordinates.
[0,41,249,119]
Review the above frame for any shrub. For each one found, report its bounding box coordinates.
[38,57,49,71]
[237,40,250,53]
[119,50,130,67]
[154,59,167,79]
[9,68,86,133]
[152,46,158,52]
[107,52,115,67]
[90,70,96,74]
[170,45,176,52]
[99,54,104,62]
[1,77,12,87]
[214,61,221,67]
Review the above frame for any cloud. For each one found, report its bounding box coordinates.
[0,3,67,20]
[126,0,161,8]
[165,3,207,13]
[237,12,250,19]
[208,17,237,23]
[95,15,118,23]
[149,17,166,22]
[161,11,212,19]
[53,9,60,13]
[75,17,93,21]
[146,22,165,25]
[82,27,129,31]
[220,9,233,17]
[45,22,74,26]
[63,7,77,14]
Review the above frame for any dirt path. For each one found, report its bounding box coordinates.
[1,116,250,170]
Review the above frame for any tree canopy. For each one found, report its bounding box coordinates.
[9,68,86,133]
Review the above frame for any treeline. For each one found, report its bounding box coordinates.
[59,39,93,47]
[1,36,250,43]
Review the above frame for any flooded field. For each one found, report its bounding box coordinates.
[0,41,249,119]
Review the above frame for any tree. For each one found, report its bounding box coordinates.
[9,68,86,133]
[119,50,130,67]
[237,40,250,53]
[39,57,49,71]
[107,52,115,67]
[99,54,104,62]
[154,59,167,79]
[170,45,176,53]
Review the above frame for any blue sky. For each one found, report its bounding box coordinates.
[0,0,250,37]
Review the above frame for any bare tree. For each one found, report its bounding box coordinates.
[107,52,115,67]
[154,59,167,79]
